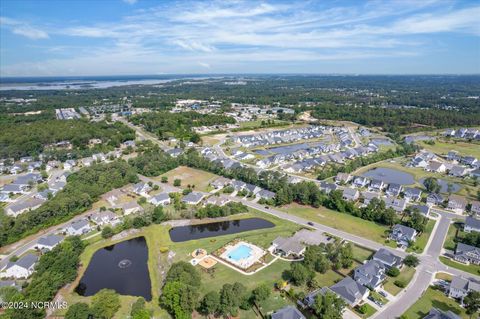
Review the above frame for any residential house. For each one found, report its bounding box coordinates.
[271,306,305,319]
[210,177,231,189]
[353,260,386,290]
[426,193,444,207]
[425,161,446,173]
[404,187,422,202]
[447,195,467,213]
[0,184,29,195]
[423,308,460,319]
[35,234,63,251]
[464,216,480,233]
[454,243,480,265]
[166,148,184,158]
[63,159,76,170]
[330,276,369,307]
[448,276,480,301]
[271,236,306,259]
[384,196,407,213]
[335,173,352,184]
[104,189,123,206]
[319,182,338,194]
[353,176,369,188]
[181,192,207,205]
[409,204,431,217]
[257,189,276,201]
[386,183,403,197]
[361,191,381,206]
[372,248,403,269]
[471,201,480,216]
[390,224,417,248]
[369,179,386,192]
[447,151,460,161]
[120,201,144,215]
[92,153,106,162]
[204,196,231,207]
[132,182,152,197]
[81,157,94,167]
[342,188,359,201]
[64,219,91,236]
[148,193,171,206]
[2,254,38,279]
[245,183,261,195]
[449,165,467,178]
[6,198,44,217]
[231,180,247,192]
[90,210,121,227]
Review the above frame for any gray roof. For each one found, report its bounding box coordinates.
[6,253,38,270]
[8,198,44,213]
[37,234,63,248]
[273,236,305,255]
[456,243,480,257]
[391,224,417,242]
[258,189,276,199]
[465,216,480,230]
[70,219,90,230]
[330,276,368,306]
[151,193,170,202]
[424,308,461,319]
[271,306,305,319]
[409,204,430,216]
[354,260,386,288]
[182,191,205,204]
[373,248,403,268]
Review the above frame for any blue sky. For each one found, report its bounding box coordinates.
[0,0,479,76]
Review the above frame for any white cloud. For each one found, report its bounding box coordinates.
[198,62,211,68]
[0,16,49,39]
[122,0,138,4]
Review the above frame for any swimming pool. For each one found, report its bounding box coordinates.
[228,244,252,261]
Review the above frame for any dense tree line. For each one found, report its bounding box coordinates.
[0,161,138,246]
[195,202,248,218]
[129,111,235,142]
[309,104,480,134]
[0,119,134,159]
[0,236,84,319]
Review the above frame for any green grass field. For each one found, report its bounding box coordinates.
[408,219,436,253]
[402,287,469,319]
[279,203,391,245]
[439,256,480,276]
[443,221,465,251]
[417,139,480,158]
[383,266,416,296]
[353,303,377,318]
[157,166,219,191]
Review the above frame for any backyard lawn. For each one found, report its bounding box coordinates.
[353,303,377,319]
[440,256,480,276]
[408,219,436,253]
[402,287,468,319]
[383,266,416,296]
[443,221,465,251]
[158,166,219,191]
[280,203,390,244]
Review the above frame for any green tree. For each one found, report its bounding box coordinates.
[65,302,91,319]
[91,289,120,319]
[423,177,441,193]
[387,267,400,277]
[101,226,114,239]
[152,206,166,224]
[287,262,314,286]
[200,291,220,317]
[464,291,480,316]
[404,255,420,267]
[219,282,247,316]
[312,290,345,319]
[173,179,181,187]
[131,297,150,319]
[161,176,168,183]
[161,281,199,319]
[252,284,271,304]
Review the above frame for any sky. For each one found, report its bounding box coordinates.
[0,0,479,77]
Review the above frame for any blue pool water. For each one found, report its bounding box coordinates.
[228,244,252,261]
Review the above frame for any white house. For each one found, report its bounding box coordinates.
[64,219,91,236]
[464,216,480,233]
[2,254,38,279]
[90,210,121,227]
[148,193,171,206]
[132,182,152,197]
[120,201,143,215]
[35,234,64,251]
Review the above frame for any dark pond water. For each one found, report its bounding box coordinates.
[254,149,271,156]
[75,236,152,301]
[419,178,461,193]
[169,218,275,242]
[362,167,415,185]
[266,142,325,155]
